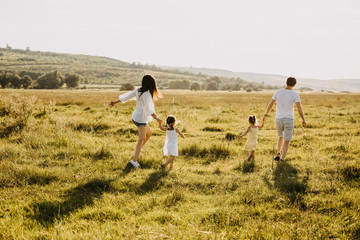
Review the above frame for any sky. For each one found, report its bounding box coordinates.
[1,0,360,80]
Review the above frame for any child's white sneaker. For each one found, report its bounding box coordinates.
[129,159,140,168]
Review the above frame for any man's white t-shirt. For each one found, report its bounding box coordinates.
[272,88,301,120]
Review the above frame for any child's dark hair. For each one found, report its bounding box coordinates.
[166,115,176,130]
[248,115,256,124]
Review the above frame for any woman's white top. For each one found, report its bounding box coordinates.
[119,87,155,124]
[163,128,178,156]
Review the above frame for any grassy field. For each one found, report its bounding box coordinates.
[0,89,359,239]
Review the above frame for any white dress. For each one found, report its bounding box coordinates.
[163,128,178,156]
[244,127,258,151]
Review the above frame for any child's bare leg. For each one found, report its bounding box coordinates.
[169,156,175,169]
[246,150,252,161]
[164,156,174,167]
[251,151,255,161]
[244,150,250,156]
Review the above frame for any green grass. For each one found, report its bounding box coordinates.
[0,89,359,239]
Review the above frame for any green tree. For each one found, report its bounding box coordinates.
[36,71,64,89]
[64,73,80,88]
[19,71,42,80]
[0,72,6,88]
[120,83,134,91]
[168,80,190,89]
[8,74,21,88]
[0,72,11,88]
[190,82,201,91]
[21,75,33,89]
[208,76,222,84]
[299,87,313,92]
[206,81,218,91]
[232,83,241,91]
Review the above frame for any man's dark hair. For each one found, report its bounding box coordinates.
[286,77,297,87]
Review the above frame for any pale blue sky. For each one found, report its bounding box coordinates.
[1,0,360,79]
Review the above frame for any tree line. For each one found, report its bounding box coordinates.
[164,76,277,91]
[119,76,278,92]
[0,70,80,89]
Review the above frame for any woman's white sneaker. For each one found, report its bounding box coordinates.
[129,159,139,168]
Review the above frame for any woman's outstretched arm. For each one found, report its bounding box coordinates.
[109,99,120,107]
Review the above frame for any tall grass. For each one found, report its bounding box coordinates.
[0,89,359,239]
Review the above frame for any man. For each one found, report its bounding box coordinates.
[263,77,307,161]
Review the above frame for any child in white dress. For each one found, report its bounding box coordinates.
[158,115,185,169]
[238,115,265,161]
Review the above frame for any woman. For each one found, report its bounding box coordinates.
[109,75,163,168]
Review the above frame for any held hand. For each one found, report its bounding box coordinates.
[157,118,163,124]
[302,121,307,128]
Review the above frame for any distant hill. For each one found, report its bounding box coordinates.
[2,48,357,91]
[0,48,211,87]
[0,48,267,90]
[161,66,360,92]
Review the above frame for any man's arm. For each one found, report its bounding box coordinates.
[295,102,307,128]
[257,118,265,129]
[263,99,276,119]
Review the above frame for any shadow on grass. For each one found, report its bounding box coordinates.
[266,161,309,208]
[31,178,114,226]
[340,165,360,187]
[242,160,255,173]
[120,159,161,177]
[233,159,255,173]
[137,170,168,194]
[120,162,136,177]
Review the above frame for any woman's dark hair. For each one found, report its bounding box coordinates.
[248,115,256,124]
[166,115,176,130]
[139,75,162,100]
